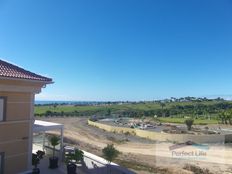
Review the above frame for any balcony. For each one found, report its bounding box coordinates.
[32,120,135,174]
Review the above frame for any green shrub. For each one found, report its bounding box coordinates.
[102,144,119,164]
[185,119,194,131]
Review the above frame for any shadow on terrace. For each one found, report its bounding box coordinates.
[31,120,135,174]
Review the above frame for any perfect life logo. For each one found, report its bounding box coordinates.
[169,141,209,160]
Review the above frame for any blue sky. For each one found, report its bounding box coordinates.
[0,0,232,101]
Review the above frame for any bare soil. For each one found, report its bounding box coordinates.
[40,117,232,174]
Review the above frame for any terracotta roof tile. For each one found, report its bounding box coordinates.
[0,59,52,82]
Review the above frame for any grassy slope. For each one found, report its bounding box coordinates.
[34,101,232,125]
[35,101,232,114]
[34,103,161,114]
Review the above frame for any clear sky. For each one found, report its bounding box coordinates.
[0,0,232,101]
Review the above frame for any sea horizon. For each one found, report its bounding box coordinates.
[35,97,232,105]
[35,100,106,105]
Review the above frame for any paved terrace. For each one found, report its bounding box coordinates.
[28,150,135,174]
[32,120,135,174]
[38,156,85,174]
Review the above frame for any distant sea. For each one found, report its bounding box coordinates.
[35,100,103,105]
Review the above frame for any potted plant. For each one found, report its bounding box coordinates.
[32,150,45,174]
[49,135,60,169]
[65,148,84,174]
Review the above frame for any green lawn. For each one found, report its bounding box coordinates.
[34,103,162,114]
[35,105,105,114]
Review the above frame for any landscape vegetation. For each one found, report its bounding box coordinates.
[35,97,232,174]
[35,97,232,125]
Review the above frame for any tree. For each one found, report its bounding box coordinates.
[53,104,58,109]
[223,110,232,125]
[227,111,232,125]
[218,112,225,124]
[102,144,119,163]
[159,102,166,117]
[106,109,111,116]
[141,116,146,123]
[49,135,60,169]
[218,111,232,125]
[102,144,119,174]
[185,119,194,131]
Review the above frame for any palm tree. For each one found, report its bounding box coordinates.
[159,102,166,117]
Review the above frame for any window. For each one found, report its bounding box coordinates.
[0,97,6,122]
[0,152,4,174]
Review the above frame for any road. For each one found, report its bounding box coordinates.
[40,117,232,174]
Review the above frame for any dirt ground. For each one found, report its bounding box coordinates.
[40,117,232,174]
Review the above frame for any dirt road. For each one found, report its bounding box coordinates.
[40,117,232,174]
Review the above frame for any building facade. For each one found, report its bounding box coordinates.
[0,60,52,174]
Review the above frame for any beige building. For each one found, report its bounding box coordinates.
[0,59,52,174]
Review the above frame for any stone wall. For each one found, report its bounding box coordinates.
[88,120,231,144]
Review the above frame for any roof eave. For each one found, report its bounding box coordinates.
[0,76,54,84]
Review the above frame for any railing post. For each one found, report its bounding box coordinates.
[43,131,45,151]
[60,127,64,162]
